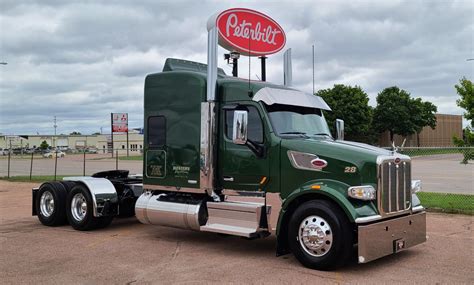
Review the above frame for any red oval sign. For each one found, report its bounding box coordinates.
[216,8,286,56]
[311,158,328,169]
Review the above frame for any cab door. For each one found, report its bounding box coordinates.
[219,103,269,191]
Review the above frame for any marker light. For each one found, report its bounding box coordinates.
[348,185,376,201]
[411,180,422,193]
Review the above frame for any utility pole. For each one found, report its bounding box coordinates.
[53,116,57,149]
[53,116,57,135]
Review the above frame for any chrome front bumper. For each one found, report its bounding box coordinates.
[357,211,426,263]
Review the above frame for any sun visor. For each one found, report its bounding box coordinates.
[252,87,331,111]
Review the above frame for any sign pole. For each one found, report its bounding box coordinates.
[7,139,11,178]
[110,113,114,158]
[126,114,129,157]
[260,56,267,81]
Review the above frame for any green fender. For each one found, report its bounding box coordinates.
[275,179,378,237]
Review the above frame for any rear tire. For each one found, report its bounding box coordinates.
[66,184,113,231]
[288,200,353,270]
[59,181,77,195]
[36,182,68,226]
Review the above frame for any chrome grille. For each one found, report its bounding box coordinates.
[378,156,411,215]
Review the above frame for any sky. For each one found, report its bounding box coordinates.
[0,0,473,135]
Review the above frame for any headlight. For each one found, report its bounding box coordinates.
[411,180,422,193]
[347,185,376,201]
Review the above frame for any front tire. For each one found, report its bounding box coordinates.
[288,200,353,270]
[66,185,113,231]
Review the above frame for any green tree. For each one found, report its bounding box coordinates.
[410,98,437,147]
[455,77,473,127]
[70,131,82,135]
[453,128,474,164]
[40,140,49,150]
[316,84,373,142]
[373,86,415,143]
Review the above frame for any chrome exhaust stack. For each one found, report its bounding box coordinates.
[135,192,207,231]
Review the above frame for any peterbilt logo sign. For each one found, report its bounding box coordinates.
[216,8,286,56]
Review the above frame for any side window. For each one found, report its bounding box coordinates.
[225,106,263,143]
[148,116,166,147]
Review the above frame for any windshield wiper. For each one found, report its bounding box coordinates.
[279,131,310,138]
[312,133,334,140]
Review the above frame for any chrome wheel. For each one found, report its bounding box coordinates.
[298,215,333,257]
[39,191,55,217]
[71,193,87,222]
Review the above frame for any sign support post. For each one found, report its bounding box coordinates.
[259,56,267,81]
[126,122,129,157]
[110,113,114,157]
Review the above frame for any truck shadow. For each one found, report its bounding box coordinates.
[103,217,421,272]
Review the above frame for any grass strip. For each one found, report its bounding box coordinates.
[118,156,143,161]
[0,175,78,183]
[418,192,473,215]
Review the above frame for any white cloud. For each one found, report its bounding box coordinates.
[0,0,472,134]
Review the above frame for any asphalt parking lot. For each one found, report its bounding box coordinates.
[0,180,473,284]
[411,154,473,194]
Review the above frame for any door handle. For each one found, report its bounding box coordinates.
[223,176,234,182]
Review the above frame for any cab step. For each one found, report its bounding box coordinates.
[200,201,268,238]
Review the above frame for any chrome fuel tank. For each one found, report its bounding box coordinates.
[135,192,207,231]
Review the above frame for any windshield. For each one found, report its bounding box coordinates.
[265,104,332,138]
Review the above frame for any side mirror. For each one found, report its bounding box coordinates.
[335,119,344,140]
[232,110,248,145]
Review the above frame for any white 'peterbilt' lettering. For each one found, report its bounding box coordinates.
[225,13,281,46]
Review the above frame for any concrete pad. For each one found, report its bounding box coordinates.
[0,181,473,284]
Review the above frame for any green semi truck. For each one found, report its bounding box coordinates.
[32,57,426,270]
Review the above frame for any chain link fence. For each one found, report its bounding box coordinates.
[384,147,473,214]
[397,146,474,164]
[1,146,472,214]
[0,148,143,180]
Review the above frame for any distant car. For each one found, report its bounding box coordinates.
[43,150,66,158]
[86,148,98,154]
[34,148,46,154]
[0,148,9,156]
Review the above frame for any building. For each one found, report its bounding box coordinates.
[379,114,463,147]
[1,131,144,155]
[97,132,144,155]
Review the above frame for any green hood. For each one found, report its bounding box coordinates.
[280,138,393,197]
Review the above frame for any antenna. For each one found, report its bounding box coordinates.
[312,44,315,95]
[248,35,252,96]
